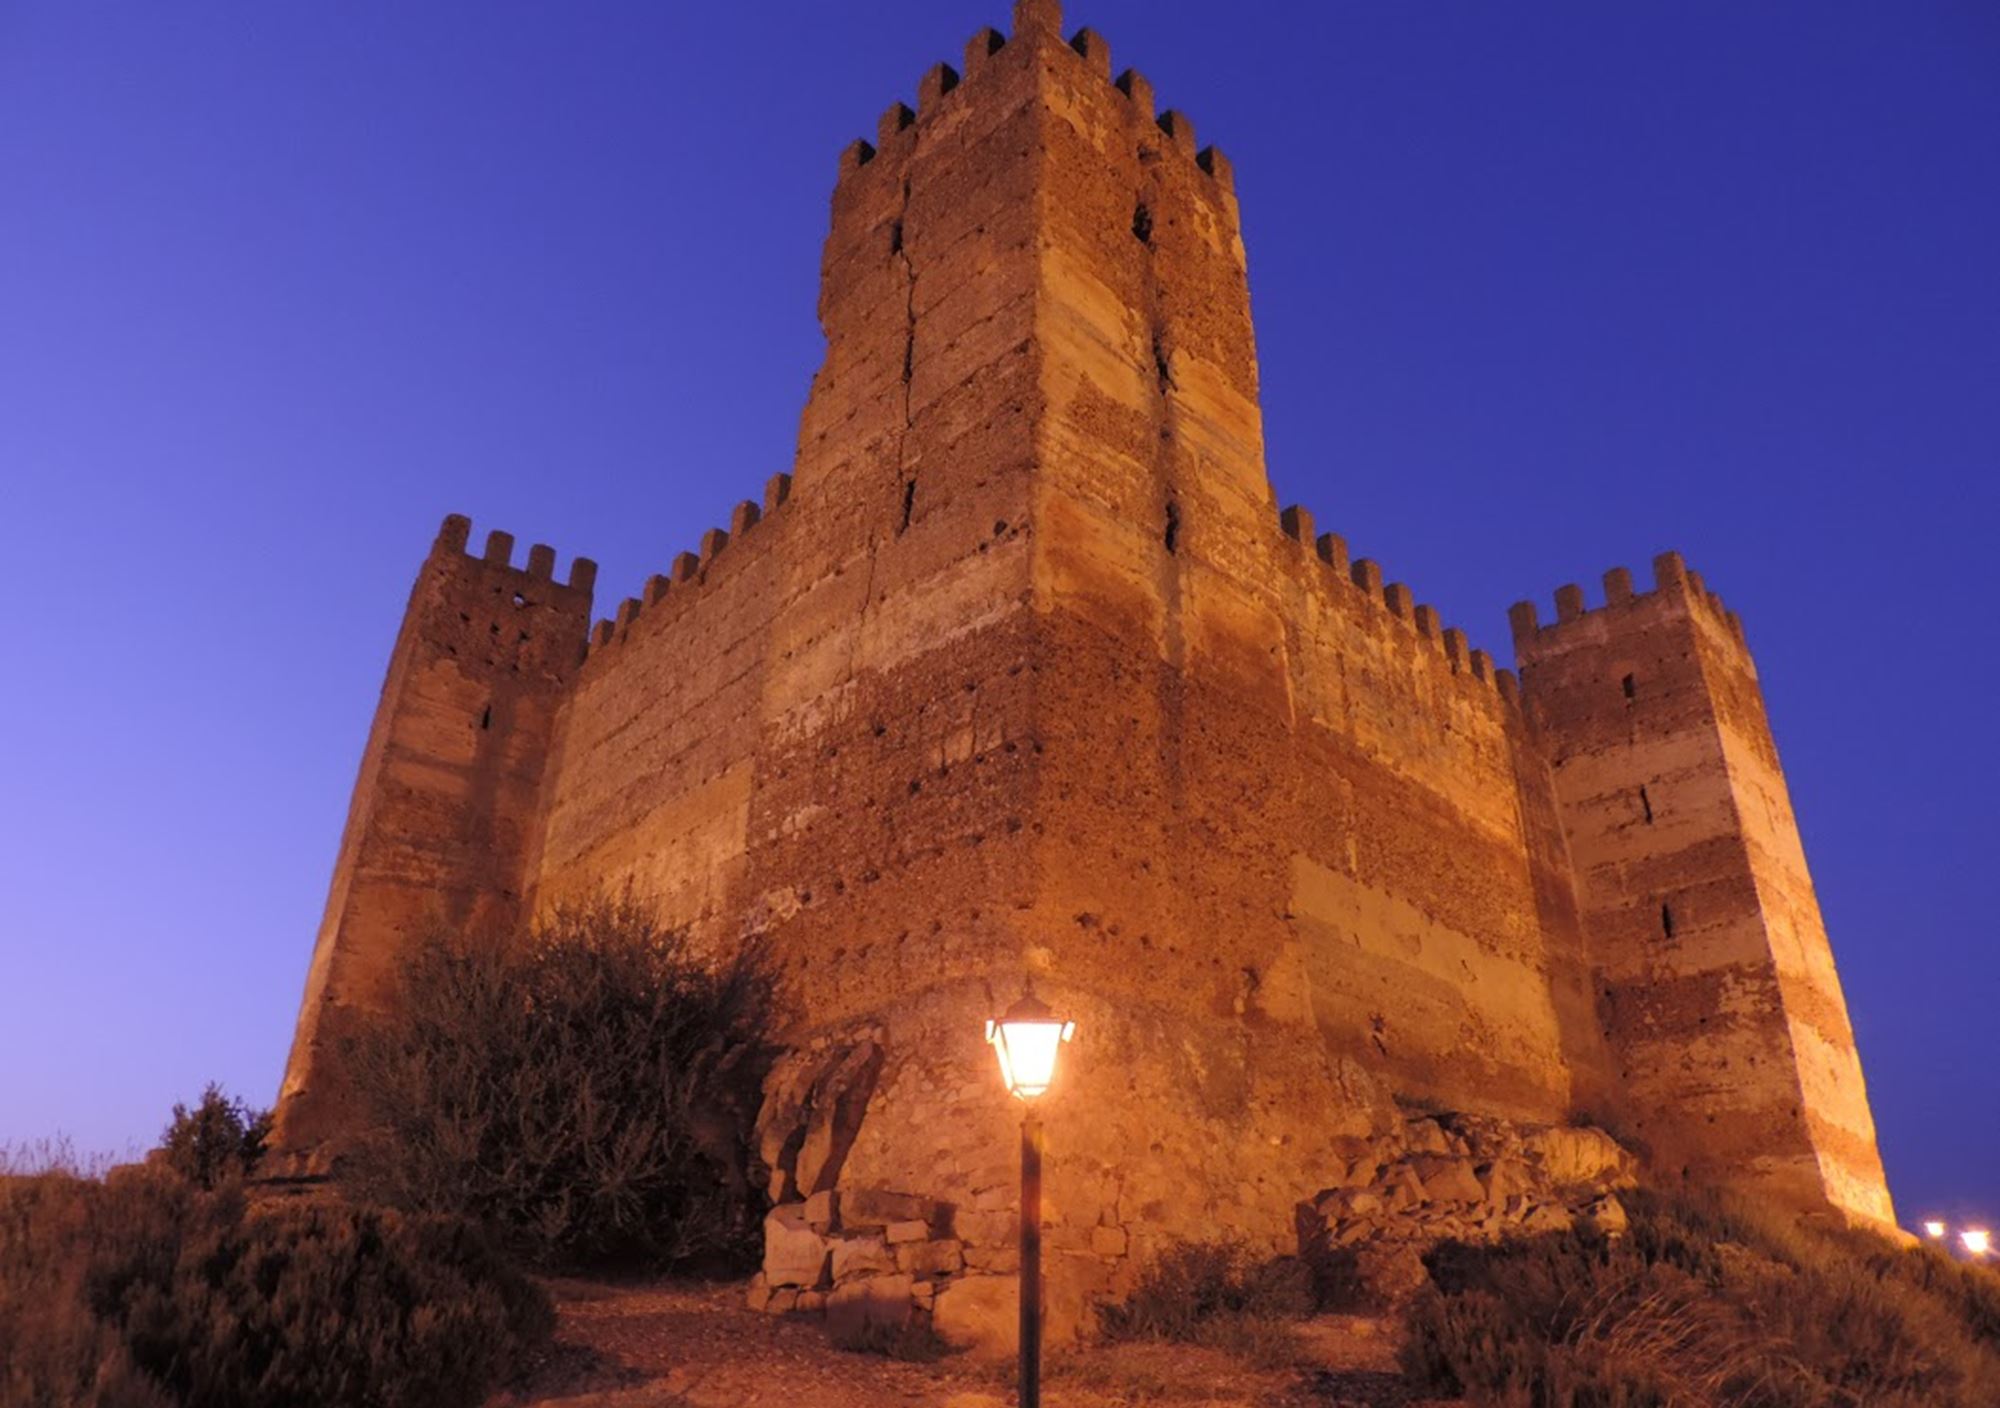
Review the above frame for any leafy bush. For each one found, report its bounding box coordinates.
[344,895,773,1271]
[1402,1187,2000,1408]
[1101,1240,1314,1365]
[0,1168,549,1408]
[157,1083,270,1189]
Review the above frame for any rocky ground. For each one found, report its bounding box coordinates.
[490,1116,1644,1405]
[494,1278,1454,1408]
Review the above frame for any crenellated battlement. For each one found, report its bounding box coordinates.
[1276,502,1521,708]
[581,473,794,660]
[432,513,597,600]
[1509,551,1749,656]
[418,514,597,684]
[833,0,1236,205]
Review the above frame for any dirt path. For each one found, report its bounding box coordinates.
[494,1279,1452,1408]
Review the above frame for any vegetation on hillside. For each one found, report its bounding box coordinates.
[1,1132,548,1408]
[1401,1186,2000,1408]
[156,1083,270,1190]
[344,895,774,1272]
[1100,1239,1319,1367]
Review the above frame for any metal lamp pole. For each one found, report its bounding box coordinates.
[1020,1104,1044,1408]
[985,991,1073,1408]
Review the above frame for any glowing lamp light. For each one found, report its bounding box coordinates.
[1923,1220,1948,1240]
[985,987,1078,1408]
[985,993,1076,1100]
[1962,1228,1992,1257]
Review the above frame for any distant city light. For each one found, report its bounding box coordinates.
[1922,1219,1947,1239]
[1962,1228,1992,1257]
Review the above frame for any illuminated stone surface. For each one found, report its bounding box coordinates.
[272,0,1893,1348]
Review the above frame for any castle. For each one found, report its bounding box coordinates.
[274,0,1893,1340]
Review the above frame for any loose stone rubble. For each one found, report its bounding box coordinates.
[1298,1114,1638,1305]
[750,1109,1640,1343]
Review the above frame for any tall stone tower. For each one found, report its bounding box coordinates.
[274,0,1895,1333]
[1511,559,1893,1225]
[273,522,593,1154]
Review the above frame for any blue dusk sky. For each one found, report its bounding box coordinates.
[2,3,1994,1226]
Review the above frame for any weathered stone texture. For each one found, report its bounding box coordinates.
[273,0,1894,1337]
[272,519,592,1158]
[1515,558,1892,1226]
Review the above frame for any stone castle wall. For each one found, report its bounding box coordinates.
[273,0,1895,1334]
[1514,557,1892,1225]
[274,521,593,1153]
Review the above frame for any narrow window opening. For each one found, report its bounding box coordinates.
[889,220,903,255]
[1163,499,1181,554]
[479,705,492,731]
[899,479,916,533]
[1639,785,1654,824]
[902,334,914,384]
[1660,903,1676,939]
[1621,672,1637,700]
[1152,334,1172,391]
[1132,201,1153,245]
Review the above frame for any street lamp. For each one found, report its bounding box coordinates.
[1923,1219,1948,1241]
[986,990,1076,1408]
[1962,1228,1992,1258]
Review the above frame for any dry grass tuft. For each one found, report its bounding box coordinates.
[1402,1187,2000,1407]
[1100,1240,1316,1369]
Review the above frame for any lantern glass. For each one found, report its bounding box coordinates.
[985,995,1075,1099]
[1923,1219,1947,1240]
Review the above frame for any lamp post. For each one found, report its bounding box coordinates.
[986,991,1075,1408]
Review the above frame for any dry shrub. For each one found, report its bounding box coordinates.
[1402,1187,2000,1407]
[1101,1240,1315,1365]
[0,1135,127,1181]
[344,895,773,1272]
[0,1169,548,1408]
[156,1083,270,1190]
[0,1172,172,1408]
[829,1316,953,1361]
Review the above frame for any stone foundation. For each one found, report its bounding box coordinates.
[1299,1113,1637,1305]
[750,1103,1638,1353]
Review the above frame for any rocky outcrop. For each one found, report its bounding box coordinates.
[749,1098,1640,1349]
[753,1036,884,1205]
[1299,1113,1638,1304]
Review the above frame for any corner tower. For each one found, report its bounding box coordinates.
[1512,557,1893,1226]
[271,518,593,1159]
